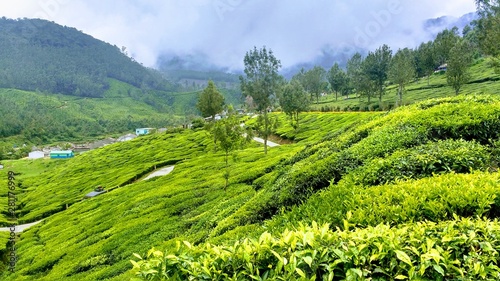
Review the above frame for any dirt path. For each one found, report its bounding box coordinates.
[0,220,43,233]
[0,166,175,234]
[142,166,175,181]
[251,136,280,147]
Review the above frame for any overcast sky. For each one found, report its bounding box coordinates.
[0,0,477,70]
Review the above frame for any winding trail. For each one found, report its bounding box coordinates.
[251,136,280,147]
[0,166,176,234]
[0,220,43,233]
[241,121,281,148]
[142,166,175,181]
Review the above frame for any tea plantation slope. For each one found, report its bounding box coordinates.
[246,112,382,144]
[1,145,299,280]
[0,83,176,144]
[0,159,65,226]
[211,95,500,235]
[4,130,212,225]
[131,96,500,280]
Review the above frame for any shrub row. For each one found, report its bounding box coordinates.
[132,218,500,280]
[347,139,493,186]
[268,95,500,209]
[269,172,500,232]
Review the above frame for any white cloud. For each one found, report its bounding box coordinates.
[0,0,477,69]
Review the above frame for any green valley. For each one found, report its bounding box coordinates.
[1,1,500,280]
[0,93,499,280]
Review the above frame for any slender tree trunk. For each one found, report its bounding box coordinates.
[398,84,403,107]
[264,111,268,155]
[224,151,229,189]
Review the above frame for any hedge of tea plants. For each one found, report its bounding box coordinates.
[132,218,500,280]
[132,95,500,280]
[215,95,500,232]
[270,112,380,143]
[268,172,500,232]
[0,135,296,280]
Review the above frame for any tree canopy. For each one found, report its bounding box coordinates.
[278,80,310,128]
[240,46,282,154]
[196,80,225,119]
[389,48,416,106]
[362,44,392,103]
[447,39,474,94]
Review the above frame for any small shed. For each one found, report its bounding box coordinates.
[135,128,154,136]
[28,151,45,159]
[50,150,74,159]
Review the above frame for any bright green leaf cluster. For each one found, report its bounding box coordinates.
[132,218,500,280]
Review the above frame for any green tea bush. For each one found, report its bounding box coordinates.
[261,95,500,215]
[132,218,500,280]
[347,139,492,186]
[15,130,212,222]
[270,172,500,231]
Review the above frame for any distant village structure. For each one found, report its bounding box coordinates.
[135,128,155,136]
[49,150,74,159]
[435,63,448,73]
[27,128,178,160]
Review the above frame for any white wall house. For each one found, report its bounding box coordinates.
[28,151,45,159]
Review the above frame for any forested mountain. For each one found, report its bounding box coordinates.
[0,18,177,97]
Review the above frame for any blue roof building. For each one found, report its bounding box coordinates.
[50,150,74,159]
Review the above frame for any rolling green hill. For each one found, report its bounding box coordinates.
[0,80,180,150]
[0,93,499,280]
[0,18,245,150]
[311,57,500,111]
[0,18,177,97]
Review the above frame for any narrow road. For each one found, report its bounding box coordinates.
[142,166,175,181]
[251,136,280,147]
[0,220,43,233]
[0,166,175,234]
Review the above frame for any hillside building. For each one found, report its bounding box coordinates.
[135,128,155,136]
[50,150,74,159]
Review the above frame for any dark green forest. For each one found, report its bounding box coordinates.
[0,18,243,156]
[0,18,177,97]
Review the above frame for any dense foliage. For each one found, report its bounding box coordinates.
[132,218,500,280]
[131,95,500,280]
[0,18,176,97]
[0,81,177,146]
